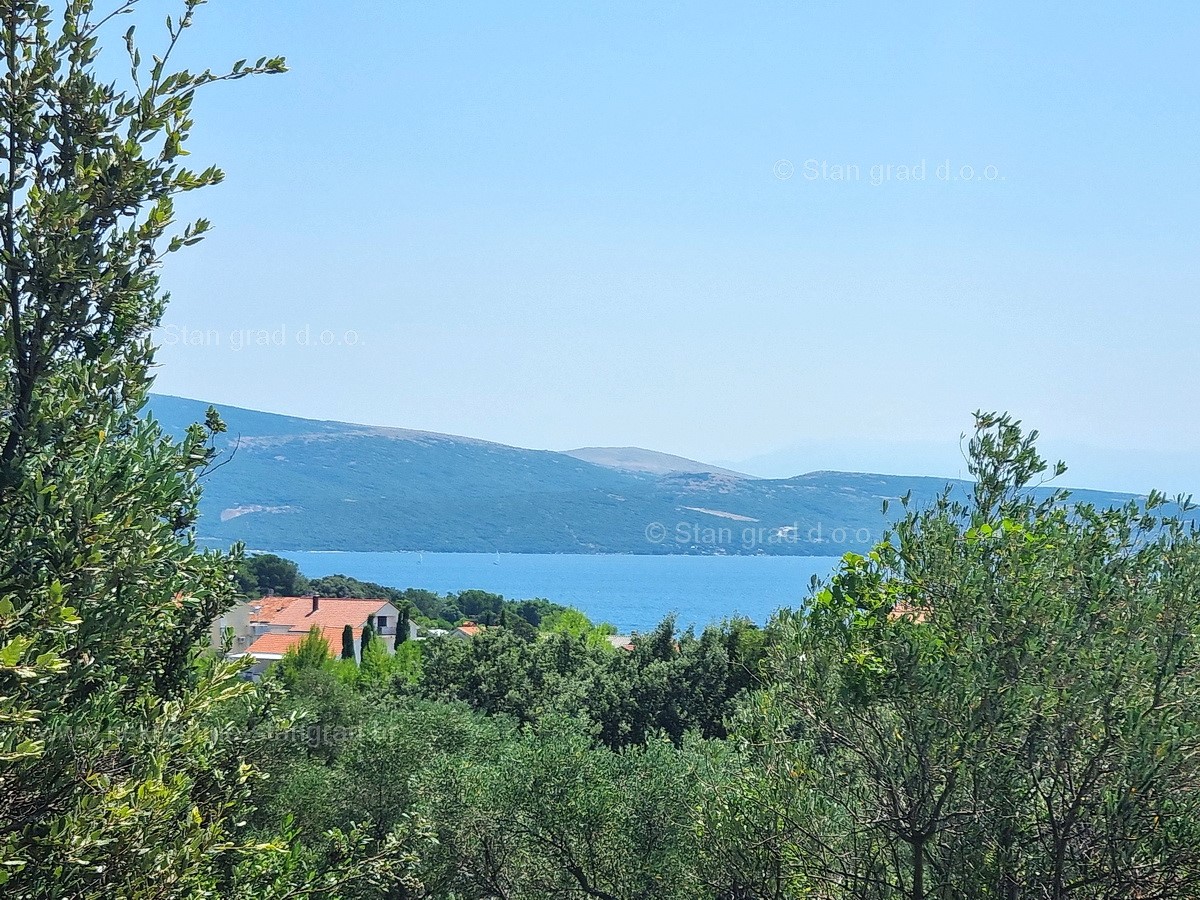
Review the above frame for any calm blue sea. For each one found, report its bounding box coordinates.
[271,552,843,633]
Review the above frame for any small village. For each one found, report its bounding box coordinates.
[213,592,636,678]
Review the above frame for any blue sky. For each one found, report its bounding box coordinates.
[132,1,1198,493]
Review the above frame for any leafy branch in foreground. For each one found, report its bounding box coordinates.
[0,3,418,896]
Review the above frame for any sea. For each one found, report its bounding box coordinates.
[271,552,844,633]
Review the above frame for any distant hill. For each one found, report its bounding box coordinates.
[146,395,1188,555]
[563,447,753,479]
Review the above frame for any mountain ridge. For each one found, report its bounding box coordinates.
[562,446,755,479]
[146,394,1181,555]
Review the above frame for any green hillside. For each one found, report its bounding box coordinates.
[147,395,1183,555]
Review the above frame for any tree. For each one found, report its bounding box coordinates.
[360,622,375,659]
[0,2,292,894]
[391,639,422,686]
[409,614,758,750]
[279,625,331,687]
[746,413,1200,899]
[358,632,393,685]
[341,623,356,660]
[505,607,538,641]
[236,552,309,597]
[395,602,411,645]
[0,5,416,896]
[416,714,707,898]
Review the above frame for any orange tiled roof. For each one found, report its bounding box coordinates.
[252,596,300,622]
[244,625,364,660]
[244,631,313,658]
[251,596,392,630]
[317,625,362,649]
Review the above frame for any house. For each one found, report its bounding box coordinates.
[606,634,635,652]
[235,595,410,676]
[402,618,421,643]
[449,620,486,640]
[208,600,252,654]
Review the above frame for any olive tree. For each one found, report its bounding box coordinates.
[750,413,1200,899]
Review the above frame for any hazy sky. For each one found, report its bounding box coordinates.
[135,1,1198,493]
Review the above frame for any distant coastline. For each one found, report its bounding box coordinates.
[150,395,1195,557]
[267,550,842,632]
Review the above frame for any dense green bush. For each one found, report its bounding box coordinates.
[409,615,766,747]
